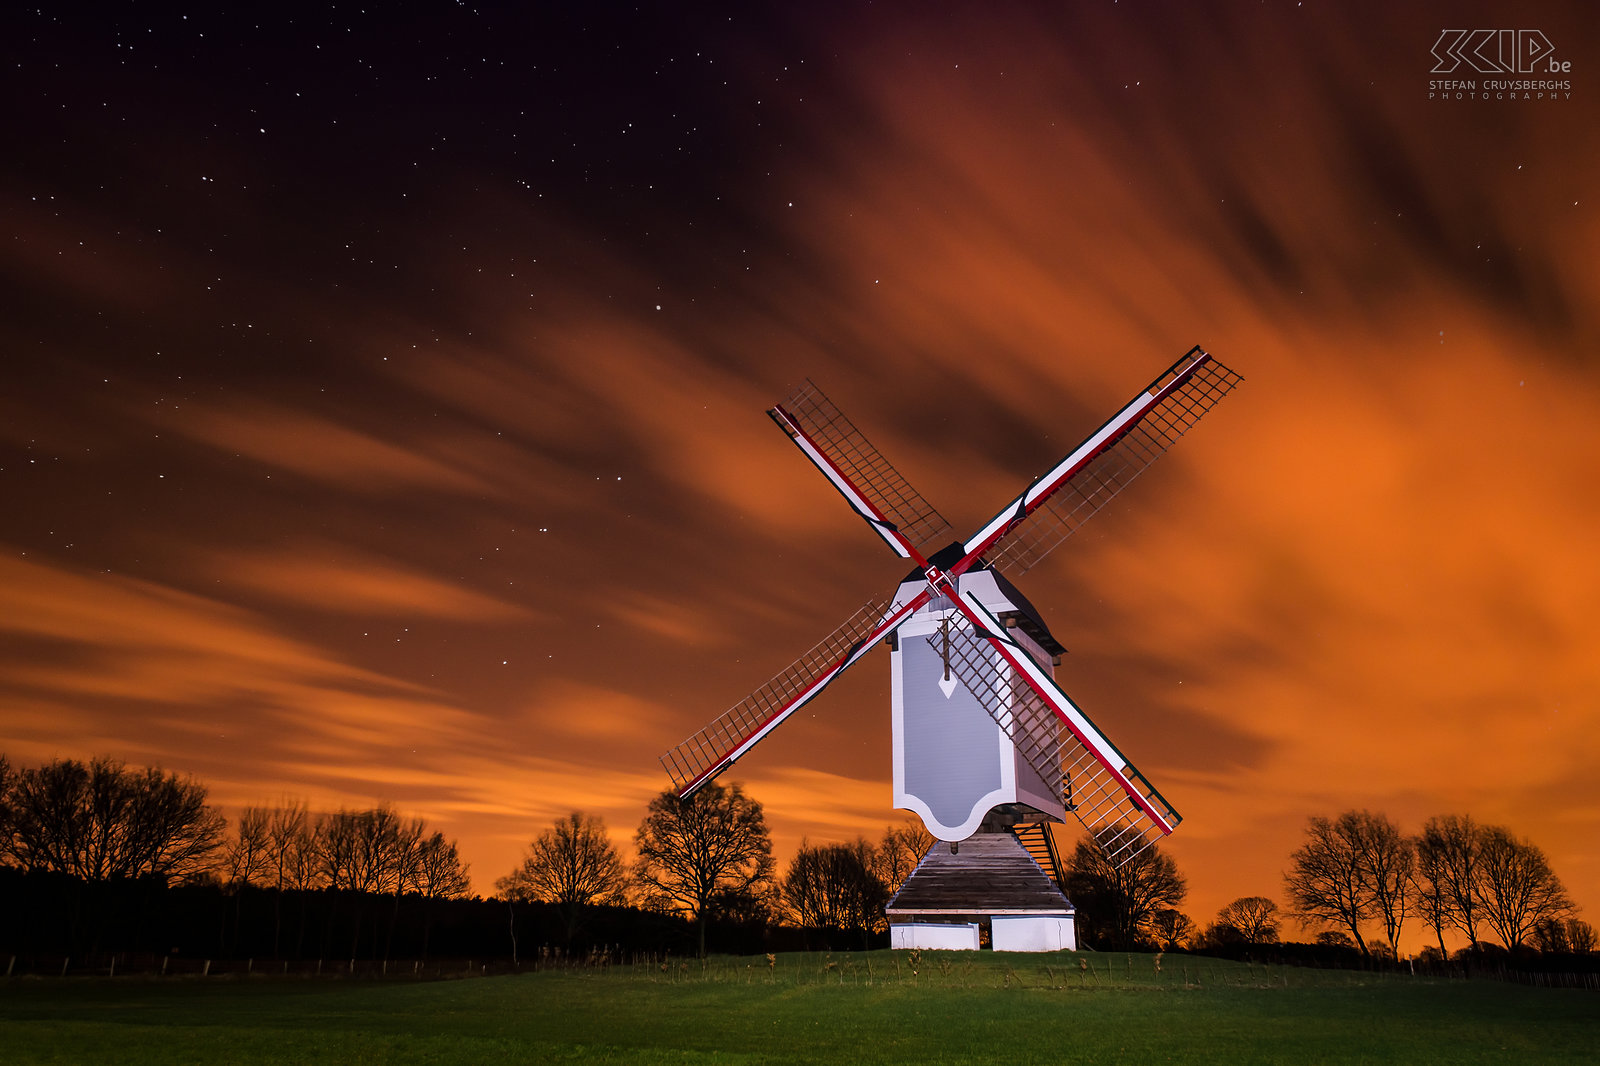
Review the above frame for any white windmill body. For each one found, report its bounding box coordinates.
[890,566,1065,842]
[658,348,1242,951]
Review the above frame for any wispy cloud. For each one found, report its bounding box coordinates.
[209,542,535,620]
[174,402,501,497]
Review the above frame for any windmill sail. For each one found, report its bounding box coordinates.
[770,379,952,560]
[942,588,1181,866]
[968,348,1241,575]
[658,349,1239,870]
[660,589,926,798]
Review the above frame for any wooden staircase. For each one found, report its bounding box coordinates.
[1010,821,1067,885]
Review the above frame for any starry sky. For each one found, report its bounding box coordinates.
[3,1,1596,937]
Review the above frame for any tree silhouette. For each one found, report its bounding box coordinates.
[633,783,774,956]
[1212,895,1281,944]
[498,811,625,944]
[0,754,12,845]
[304,804,431,956]
[783,838,887,945]
[1363,816,1414,954]
[263,800,313,956]
[1533,917,1596,954]
[1151,907,1197,950]
[1064,830,1186,950]
[411,830,471,958]
[3,756,223,882]
[221,804,271,953]
[872,821,935,894]
[1284,810,1411,957]
[411,831,471,899]
[224,804,272,887]
[1477,825,1573,950]
[1416,814,1486,955]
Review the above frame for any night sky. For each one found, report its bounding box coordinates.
[4,2,1596,936]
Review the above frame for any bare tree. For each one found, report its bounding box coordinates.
[219,804,271,953]
[262,800,312,955]
[224,804,272,887]
[344,804,416,895]
[1284,810,1409,957]
[409,829,470,958]
[372,808,425,959]
[1414,836,1453,960]
[1416,814,1486,953]
[3,757,224,883]
[783,838,887,943]
[499,811,625,943]
[1551,918,1594,954]
[1533,916,1596,954]
[1214,896,1282,943]
[0,754,13,848]
[1198,920,1243,948]
[265,801,312,891]
[282,812,320,892]
[126,765,228,880]
[707,882,779,927]
[1476,825,1573,950]
[1064,830,1187,950]
[872,821,935,894]
[633,783,774,956]
[1363,816,1415,955]
[1285,813,1370,954]
[1151,908,1197,950]
[411,831,471,900]
[313,807,370,956]
[314,809,360,891]
[308,804,443,956]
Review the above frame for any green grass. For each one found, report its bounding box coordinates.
[1,951,1595,1064]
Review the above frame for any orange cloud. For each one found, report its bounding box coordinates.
[173,402,500,497]
[210,543,535,620]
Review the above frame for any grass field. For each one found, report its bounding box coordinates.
[2,950,1595,1065]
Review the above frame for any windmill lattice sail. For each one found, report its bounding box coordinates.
[660,596,896,796]
[770,379,953,558]
[940,614,1180,866]
[982,351,1242,575]
[658,347,1239,873]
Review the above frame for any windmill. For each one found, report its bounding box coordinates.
[659,347,1240,943]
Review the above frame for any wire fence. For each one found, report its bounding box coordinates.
[0,945,665,980]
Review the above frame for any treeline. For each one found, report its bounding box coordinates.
[4,753,1590,967]
[1077,808,1594,967]
[1284,810,1589,960]
[0,754,519,960]
[0,759,929,961]
[499,785,935,956]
